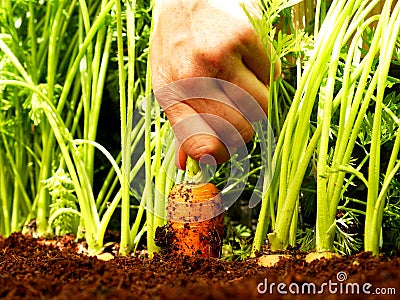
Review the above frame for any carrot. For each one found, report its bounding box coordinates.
[155,158,225,258]
[167,182,224,257]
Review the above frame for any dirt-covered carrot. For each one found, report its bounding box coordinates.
[155,157,225,258]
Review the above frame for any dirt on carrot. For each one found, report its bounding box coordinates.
[155,182,225,258]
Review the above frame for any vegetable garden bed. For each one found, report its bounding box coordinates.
[0,232,399,299]
[1,0,400,299]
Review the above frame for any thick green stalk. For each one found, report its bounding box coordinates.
[58,0,79,73]
[12,97,26,232]
[144,1,160,254]
[325,1,381,204]
[72,139,125,249]
[36,1,52,79]
[44,107,100,252]
[365,0,400,255]
[251,125,271,254]
[78,0,94,183]
[87,21,111,180]
[270,0,354,250]
[326,3,383,212]
[114,0,131,255]
[27,1,38,83]
[130,59,153,249]
[37,0,100,235]
[251,60,279,253]
[57,0,115,114]
[0,130,32,216]
[314,0,328,36]
[0,80,100,250]
[315,21,346,252]
[144,91,155,256]
[251,191,272,256]
[327,16,382,214]
[34,83,100,249]
[328,70,379,212]
[0,152,10,236]
[47,0,66,104]
[343,0,381,43]
[288,200,298,246]
[35,0,74,234]
[153,123,174,238]
[151,83,164,249]
[0,35,50,232]
[268,125,322,249]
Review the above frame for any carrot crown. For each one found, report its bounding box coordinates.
[185,156,204,183]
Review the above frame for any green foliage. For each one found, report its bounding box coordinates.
[250,0,400,257]
[382,177,400,254]
[333,211,362,255]
[222,220,253,261]
[296,227,315,252]
[0,0,155,256]
[43,168,80,236]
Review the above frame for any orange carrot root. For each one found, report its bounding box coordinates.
[157,182,225,258]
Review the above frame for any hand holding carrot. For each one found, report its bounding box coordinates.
[150,0,281,169]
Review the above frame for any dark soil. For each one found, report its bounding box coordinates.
[0,233,399,299]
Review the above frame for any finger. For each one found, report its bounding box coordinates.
[184,99,254,146]
[216,78,266,122]
[221,62,271,119]
[175,140,187,170]
[166,103,231,169]
[174,129,230,170]
[240,32,282,84]
[155,78,255,145]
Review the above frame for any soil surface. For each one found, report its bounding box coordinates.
[0,232,399,299]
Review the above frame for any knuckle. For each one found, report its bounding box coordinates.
[191,143,219,161]
[185,136,228,163]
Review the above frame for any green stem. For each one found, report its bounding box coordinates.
[1,80,100,250]
[268,125,322,250]
[47,0,66,104]
[144,66,155,257]
[96,152,122,211]
[154,125,174,234]
[271,0,355,251]
[115,0,130,255]
[123,1,136,228]
[251,116,277,255]
[27,2,38,83]
[315,19,346,253]
[185,156,201,181]
[326,12,381,209]
[365,0,400,255]
[0,152,11,236]
[130,78,155,249]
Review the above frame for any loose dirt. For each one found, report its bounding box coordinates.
[0,232,399,299]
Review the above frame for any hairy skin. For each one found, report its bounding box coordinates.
[151,0,281,169]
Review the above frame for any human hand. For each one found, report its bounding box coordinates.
[150,0,281,169]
